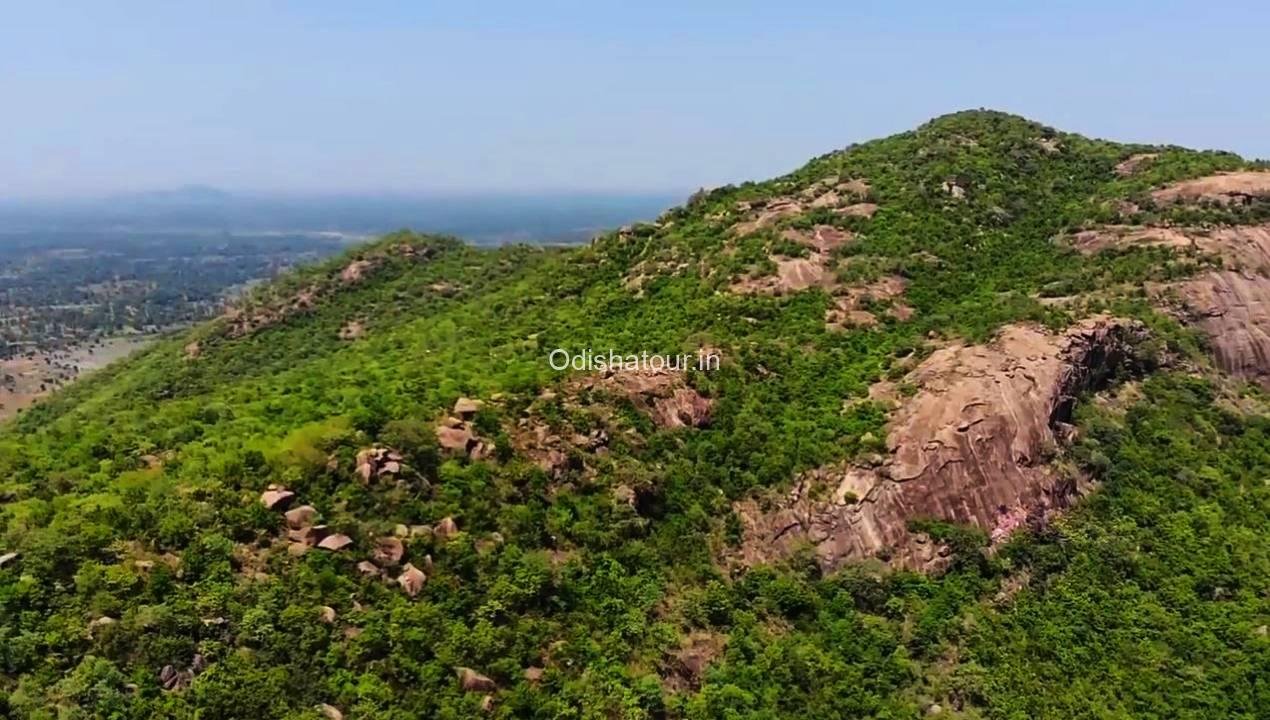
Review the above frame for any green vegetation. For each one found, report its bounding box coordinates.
[1,111,1267,718]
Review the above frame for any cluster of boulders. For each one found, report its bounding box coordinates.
[435,398,497,460]
[259,479,457,598]
[354,531,432,598]
[510,417,606,478]
[259,485,353,553]
[355,446,404,482]
[506,367,714,479]
[159,654,206,691]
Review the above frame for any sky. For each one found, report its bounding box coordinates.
[2,1,1268,199]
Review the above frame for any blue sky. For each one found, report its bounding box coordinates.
[3,1,1267,198]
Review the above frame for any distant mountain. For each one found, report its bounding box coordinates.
[2,111,1269,718]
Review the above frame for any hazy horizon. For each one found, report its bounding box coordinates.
[5,2,1269,200]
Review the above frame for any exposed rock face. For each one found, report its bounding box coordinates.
[1067,225,1198,254]
[289,524,330,547]
[651,388,714,429]
[730,254,835,295]
[835,202,879,218]
[1151,171,1270,205]
[1114,152,1158,177]
[508,414,609,479]
[781,225,853,253]
[435,423,474,452]
[1036,137,1062,154]
[1173,271,1270,385]
[824,275,910,331]
[731,178,870,237]
[1070,223,1270,387]
[735,317,1144,572]
[732,200,805,237]
[159,655,206,692]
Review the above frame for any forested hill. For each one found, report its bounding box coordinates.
[2,111,1268,719]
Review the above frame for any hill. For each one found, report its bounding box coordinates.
[1,111,1268,719]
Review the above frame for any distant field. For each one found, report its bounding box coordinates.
[0,334,153,420]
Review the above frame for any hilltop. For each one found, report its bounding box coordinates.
[1,111,1268,719]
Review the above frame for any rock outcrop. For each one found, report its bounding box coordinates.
[435,416,496,460]
[725,177,876,294]
[1151,171,1270,205]
[397,563,426,597]
[284,504,317,529]
[1069,222,1270,387]
[730,254,834,295]
[1172,271,1270,385]
[570,368,713,430]
[372,536,404,567]
[317,533,353,552]
[1113,152,1157,177]
[457,667,497,692]
[260,486,295,511]
[824,275,910,330]
[735,317,1145,572]
[781,225,853,253]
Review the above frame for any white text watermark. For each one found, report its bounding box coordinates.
[548,349,720,373]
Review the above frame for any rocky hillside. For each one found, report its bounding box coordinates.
[1,111,1268,719]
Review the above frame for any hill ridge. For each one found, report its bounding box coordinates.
[2,111,1269,719]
